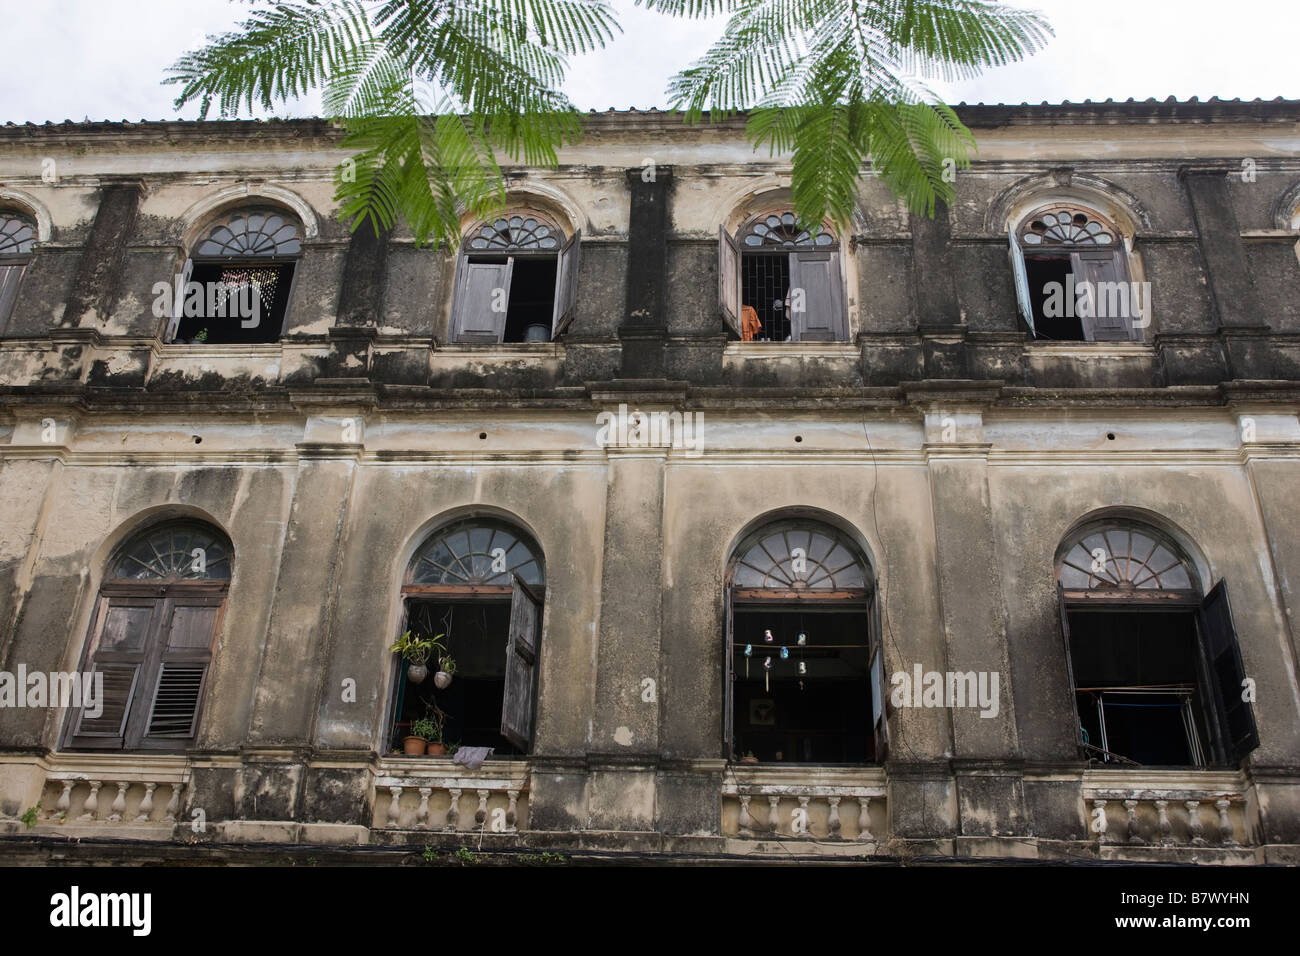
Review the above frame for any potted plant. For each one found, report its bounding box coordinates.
[434,652,457,689]
[423,707,448,756]
[390,630,442,685]
[405,717,437,756]
[740,750,759,765]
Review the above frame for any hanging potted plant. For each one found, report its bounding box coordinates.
[405,717,437,756]
[390,630,440,684]
[434,652,457,690]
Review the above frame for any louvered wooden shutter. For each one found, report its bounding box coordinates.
[164,258,192,343]
[722,585,734,758]
[551,230,581,338]
[1008,228,1034,336]
[1070,249,1133,341]
[788,249,845,341]
[869,593,888,762]
[500,575,542,751]
[718,226,742,339]
[0,262,26,332]
[1058,583,1085,758]
[144,597,221,742]
[451,258,513,342]
[68,597,156,749]
[1197,580,1260,765]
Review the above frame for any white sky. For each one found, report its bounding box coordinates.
[0,0,1296,124]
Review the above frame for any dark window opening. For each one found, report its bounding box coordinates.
[390,600,525,756]
[502,256,557,343]
[741,253,791,342]
[1025,254,1084,341]
[731,607,873,763]
[175,261,295,344]
[1068,609,1210,766]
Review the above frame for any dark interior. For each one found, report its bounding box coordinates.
[176,261,294,344]
[1068,608,1209,765]
[1025,254,1085,340]
[503,257,557,342]
[392,600,523,755]
[741,253,791,341]
[732,606,872,763]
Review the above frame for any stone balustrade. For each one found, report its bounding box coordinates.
[372,758,530,835]
[722,765,886,842]
[1083,771,1255,850]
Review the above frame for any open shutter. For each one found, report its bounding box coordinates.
[1071,249,1132,341]
[1197,580,1260,764]
[0,263,26,332]
[1058,583,1085,758]
[869,595,888,761]
[722,585,734,758]
[500,575,542,751]
[788,249,845,342]
[143,596,220,742]
[451,257,513,343]
[68,597,156,749]
[1009,228,1034,336]
[551,230,581,339]
[164,257,192,343]
[718,226,742,339]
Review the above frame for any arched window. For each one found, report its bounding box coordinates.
[393,518,546,755]
[1055,520,1257,768]
[724,518,883,763]
[719,212,845,343]
[450,213,580,344]
[1009,204,1144,342]
[0,210,36,334]
[165,207,302,345]
[64,521,232,751]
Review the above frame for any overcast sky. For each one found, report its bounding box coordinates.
[0,0,1296,124]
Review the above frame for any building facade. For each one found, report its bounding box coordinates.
[1,100,1299,862]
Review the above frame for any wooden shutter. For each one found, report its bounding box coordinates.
[788,249,845,342]
[500,575,542,751]
[722,585,734,758]
[68,597,156,749]
[551,230,581,338]
[164,258,192,343]
[1058,583,1085,758]
[451,258,513,343]
[718,226,742,338]
[1008,228,1034,336]
[0,262,25,332]
[869,595,888,761]
[1070,249,1133,342]
[143,596,221,742]
[1197,580,1260,764]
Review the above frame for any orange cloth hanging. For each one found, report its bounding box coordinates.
[741,304,762,341]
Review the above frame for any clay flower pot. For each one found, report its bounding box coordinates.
[426,741,447,756]
[433,670,452,689]
[739,756,759,765]
[407,663,428,684]
[403,736,428,756]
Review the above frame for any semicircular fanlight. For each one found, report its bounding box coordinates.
[195,209,302,257]
[731,522,868,590]
[467,215,561,252]
[110,522,233,582]
[406,519,544,587]
[741,212,836,249]
[1057,524,1195,591]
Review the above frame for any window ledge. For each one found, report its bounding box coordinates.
[1026,341,1153,357]
[724,341,857,358]
[1081,766,1246,794]
[435,342,565,358]
[157,341,286,357]
[722,763,886,795]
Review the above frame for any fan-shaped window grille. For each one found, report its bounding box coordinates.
[741,211,835,249]
[406,519,544,587]
[109,523,233,582]
[1019,206,1117,247]
[0,213,36,256]
[1057,524,1195,591]
[195,209,302,257]
[731,522,868,590]
[467,214,560,252]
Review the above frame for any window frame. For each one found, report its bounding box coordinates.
[0,210,37,335]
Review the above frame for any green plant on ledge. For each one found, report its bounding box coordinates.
[20,807,38,829]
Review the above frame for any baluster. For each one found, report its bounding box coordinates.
[766,795,781,835]
[107,782,129,823]
[857,796,874,841]
[475,789,490,826]
[78,781,102,822]
[737,794,754,838]
[416,788,431,829]
[826,796,842,840]
[794,796,811,837]
[1122,799,1144,845]
[54,780,74,821]
[506,790,520,832]
[1185,800,1205,846]
[135,783,157,823]
[1154,800,1172,845]
[1215,798,1236,845]
[1091,799,1109,841]
[445,788,461,831]
[163,783,183,823]
[386,786,403,828]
